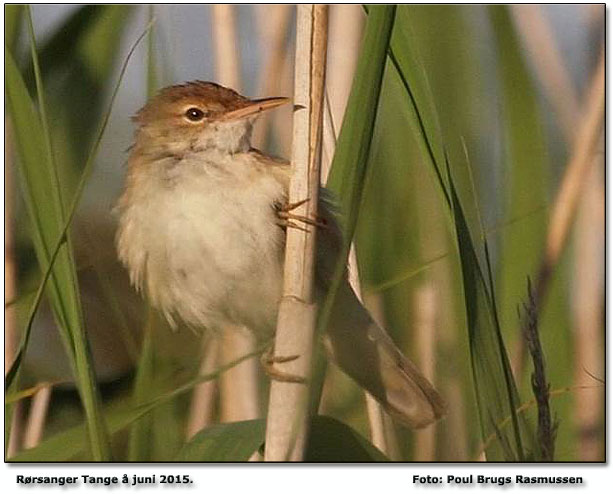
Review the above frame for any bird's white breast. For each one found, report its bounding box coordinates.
[116,151,287,335]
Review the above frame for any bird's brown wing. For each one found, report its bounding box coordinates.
[322,280,447,428]
[316,193,446,428]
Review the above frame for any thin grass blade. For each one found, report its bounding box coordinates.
[5,29,110,459]
[5,22,154,391]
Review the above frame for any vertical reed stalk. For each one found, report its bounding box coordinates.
[264,4,328,461]
[572,156,604,460]
[271,41,296,158]
[413,284,437,461]
[325,5,364,131]
[252,5,293,148]
[532,49,604,311]
[211,4,242,90]
[23,385,53,449]
[322,4,363,181]
[186,337,219,437]
[220,326,260,421]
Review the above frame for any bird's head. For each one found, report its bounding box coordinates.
[132,81,289,155]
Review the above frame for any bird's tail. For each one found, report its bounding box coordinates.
[323,282,446,429]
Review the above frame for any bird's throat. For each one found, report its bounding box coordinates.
[199,119,254,154]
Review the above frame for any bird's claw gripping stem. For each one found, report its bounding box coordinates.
[279,198,310,212]
[275,198,327,232]
[276,219,310,233]
[277,211,328,229]
[260,346,307,384]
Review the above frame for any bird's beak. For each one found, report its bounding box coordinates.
[221,97,290,121]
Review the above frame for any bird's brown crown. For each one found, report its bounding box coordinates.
[133,81,250,124]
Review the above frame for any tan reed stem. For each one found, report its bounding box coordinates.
[22,384,53,449]
[571,154,604,460]
[533,49,604,309]
[185,337,219,438]
[264,4,328,461]
[413,284,437,461]
[252,5,293,149]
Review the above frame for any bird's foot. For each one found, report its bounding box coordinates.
[275,198,328,232]
[277,211,328,229]
[279,198,310,212]
[276,218,310,233]
[260,346,307,384]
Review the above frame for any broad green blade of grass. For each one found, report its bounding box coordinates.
[381,6,450,209]
[177,416,388,462]
[326,5,396,227]
[321,5,396,331]
[355,6,485,459]
[5,29,110,459]
[447,165,537,461]
[350,65,444,456]
[401,5,488,235]
[176,419,266,461]
[353,68,434,433]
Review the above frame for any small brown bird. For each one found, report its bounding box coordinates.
[115,81,445,428]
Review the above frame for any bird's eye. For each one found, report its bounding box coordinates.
[185,107,207,122]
